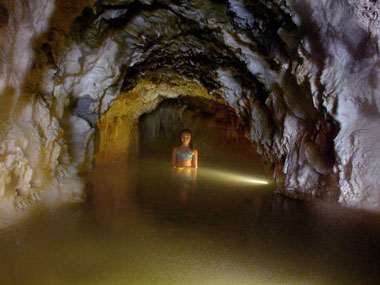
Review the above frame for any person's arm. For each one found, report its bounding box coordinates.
[171,147,178,168]
[192,149,198,168]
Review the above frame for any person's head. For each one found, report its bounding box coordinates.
[179,129,192,146]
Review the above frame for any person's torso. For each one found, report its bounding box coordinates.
[176,148,194,160]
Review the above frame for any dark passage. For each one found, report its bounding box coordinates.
[0,157,380,284]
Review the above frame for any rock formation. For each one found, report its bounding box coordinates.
[0,0,379,223]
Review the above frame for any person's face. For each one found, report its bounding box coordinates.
[181,132,191,145]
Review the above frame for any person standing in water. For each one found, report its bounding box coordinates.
[171,128,198,169]
[171,129,198,206]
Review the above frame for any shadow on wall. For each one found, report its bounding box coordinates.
[139,96,271,173]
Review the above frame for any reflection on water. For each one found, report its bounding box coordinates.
[1,158,380,284]
[173,167,197,206]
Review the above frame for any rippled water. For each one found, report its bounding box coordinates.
[1,158,380,284]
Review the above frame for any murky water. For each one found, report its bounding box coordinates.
[1,158,380,284]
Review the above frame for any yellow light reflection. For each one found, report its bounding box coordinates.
[241,177,269,185]
[200,167,270,185]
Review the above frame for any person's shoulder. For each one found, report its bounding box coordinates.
[193,149,198,154]
[172,147,179,152]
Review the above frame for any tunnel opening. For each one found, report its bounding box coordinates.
[138,95,271,175]
[134,95,274,216]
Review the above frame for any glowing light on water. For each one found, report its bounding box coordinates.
[200,167,270,185]
[145,160,270,185]
[241,177,269,185]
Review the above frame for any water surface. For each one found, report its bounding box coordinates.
[1,158,380,284]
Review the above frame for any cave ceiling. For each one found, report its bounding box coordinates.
[44,0,292,103]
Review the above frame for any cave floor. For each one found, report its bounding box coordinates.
[1,158,380,284]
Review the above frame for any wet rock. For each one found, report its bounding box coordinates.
[72,95,99,127]
[0,4,9,27]
[303,140,330,175]
[281,70,315,120]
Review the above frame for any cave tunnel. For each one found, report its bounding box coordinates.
[1,0,380,283]
[138,96,265,168]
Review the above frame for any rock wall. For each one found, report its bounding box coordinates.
[94,74,211,165]
[0,0,379,221]
[288,0,380,207]
[0,1,96,224]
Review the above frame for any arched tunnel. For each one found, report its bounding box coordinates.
[1,0,380,283]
